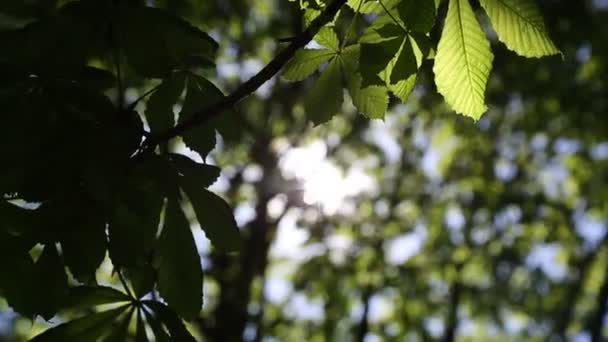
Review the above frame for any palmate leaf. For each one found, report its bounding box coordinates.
[433,0,494,119]
[479,0,560,57]
[29,305,130,342]
[157,198,203,319]
[358,19,428,104]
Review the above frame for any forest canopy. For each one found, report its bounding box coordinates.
[0,0,607,341]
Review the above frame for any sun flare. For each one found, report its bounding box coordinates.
[279,140,374,214]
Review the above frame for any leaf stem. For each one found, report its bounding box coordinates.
[378,0,404,30]
[127,82,163,111]
[340,0,363,50]
[117,268,135,299]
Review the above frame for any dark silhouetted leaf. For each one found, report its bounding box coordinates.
[36,243,69,320]
[169,153,221,188]
[181,179,240,252]
[29,305,129,342]
[156,199,203,319]
[63,286,132,310]
[178,75,225,158]
[145,73,186,135]
[60,215,107,283]
[118,5,218,78]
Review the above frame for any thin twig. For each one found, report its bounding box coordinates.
[340,0,363,50]
[141,0,348,151]
[378,0,405,30]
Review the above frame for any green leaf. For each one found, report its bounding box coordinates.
[36,244,69,320]
[169,153,221,188]
[304,59,344,125]
[60,215,107,283]
[315,27,340,51]
[433,0,494,119]
[360,41,401,86]
[344,43,394,119]
[30,305,130,342]
[389,36,419,84]
[479,0,560,57]
[181,180,240,252]
[143,301,197,342]
[157,198,203,319]
[282,49,336,81]
[118,5,218,78]
[396,0,437,33]
[145,73,186,135]
[178,75,224,158]
[346,73,389,120]
[389,74,417,102]
[63,286,132,310]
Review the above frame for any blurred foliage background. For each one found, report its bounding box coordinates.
[1,0,608,341]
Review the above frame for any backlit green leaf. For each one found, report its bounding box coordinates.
[479,0,560,57]
[283,49,336,81]
[304,58,344,125]
[433,0,494,119]
[315,27,340,51]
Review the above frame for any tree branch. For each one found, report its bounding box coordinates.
[143,0,347,150]
[443,273,462,342]
[355,287,373,342]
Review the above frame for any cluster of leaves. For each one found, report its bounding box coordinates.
[285,0,560,121]
[0,0,239,339]
[0,0,564,339]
